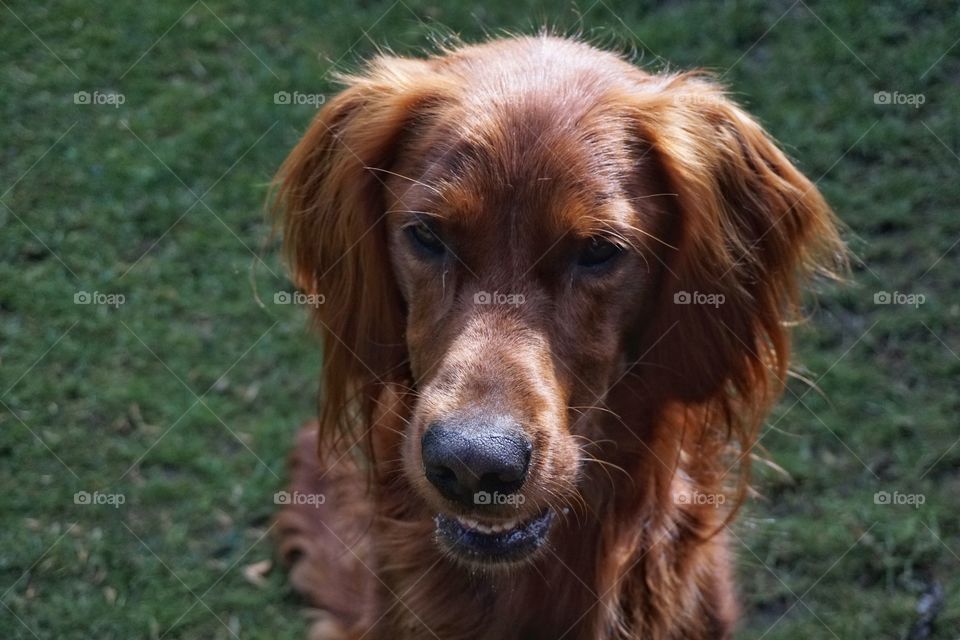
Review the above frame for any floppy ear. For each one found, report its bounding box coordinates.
[273,56,451,449]
[631,73,846,424]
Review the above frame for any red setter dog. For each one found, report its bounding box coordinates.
[273,36,844,639]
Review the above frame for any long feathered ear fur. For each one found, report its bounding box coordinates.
[272,56,452,454]
[628,72,846,505]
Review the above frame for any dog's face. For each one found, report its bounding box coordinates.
[275,37,843,569]
[384,105,673,563]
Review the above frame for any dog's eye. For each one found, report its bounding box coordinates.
[577,236,623,268]
[408,221,445,256]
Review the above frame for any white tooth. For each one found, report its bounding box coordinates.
[476,524,492,534]
[490,523,504,533]
[502,519,516,530]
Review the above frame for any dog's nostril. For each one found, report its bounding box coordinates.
[432,466,456,480]
[421,416,532,505]
[426,464,457,485]
[480,470,519,490]
[483,456,527,485]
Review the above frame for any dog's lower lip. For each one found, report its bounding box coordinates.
[434,509,554,562]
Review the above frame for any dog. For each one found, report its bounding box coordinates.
[272,35,844,640]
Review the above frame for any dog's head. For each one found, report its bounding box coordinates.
[274,37,844,567]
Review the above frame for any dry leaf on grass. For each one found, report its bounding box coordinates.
[242,559,272,588]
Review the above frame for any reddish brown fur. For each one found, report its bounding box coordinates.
[273,36,845,639]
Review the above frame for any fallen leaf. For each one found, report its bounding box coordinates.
[243,559,272,588]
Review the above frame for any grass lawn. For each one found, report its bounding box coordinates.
[2,1,958,638]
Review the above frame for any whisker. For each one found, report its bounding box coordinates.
[624,192,679,201]
[568,433,617,448]
[364,167,443,196]
[385,208,445,219]
[569,405,623,420]
[621,223,678,251]
[581,453,633,485]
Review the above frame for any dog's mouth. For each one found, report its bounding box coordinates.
[434,509,555,564]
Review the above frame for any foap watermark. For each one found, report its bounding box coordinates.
[674,491,726,507]
[74,490,126,508]
[274,490,326,506]
[473,291,525,306]
[274,291,325,308]
[74,290,125,308]
[274,91,326,107]
[672,93,727,108]
[74,90,126,108]
[873,91,925,109]
[673,290,725,308]
[874,290,925,308]
[474,490,525,507]
[874,490,925,509]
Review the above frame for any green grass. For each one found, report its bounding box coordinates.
[2,1,958,638]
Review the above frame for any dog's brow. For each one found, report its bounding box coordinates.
[560,196,634,233]
[441,139,486,177]
[385,208,445,220]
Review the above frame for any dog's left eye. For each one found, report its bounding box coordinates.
[577,236,623,268]
[407,221,446,256]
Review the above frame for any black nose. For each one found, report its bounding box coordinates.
[421,415,532,506]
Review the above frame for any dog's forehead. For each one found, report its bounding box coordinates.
[387,45,657,241]
[400,101,638,237]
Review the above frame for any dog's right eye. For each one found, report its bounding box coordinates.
[407,221,446,256]
[577,236,623,269]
